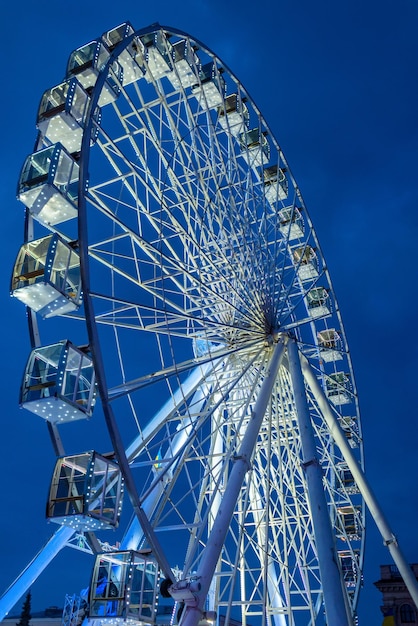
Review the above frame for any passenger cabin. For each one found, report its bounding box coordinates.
[47,451,123,530]
[20,340,96,423]
[37,78,96,154]
[326,372,351,406]
[292,245,318,282]
[337,505,362,540]
[192,62,226,109]
[89,551,159,623]
[168,39,199,89]
[338,416,359,448]
[337,464,359,494]
[239,128,270,168]
[66,40,122,105]
[263,165,288,204]
[306,287,330,318]
[18,144,79,226]
[317,329,343,362]
[338,550,359,588]
[218,94,249,136]
[102,22,145,85]
[142,31,173,81]
[278,206,304,240]
[11,234,81,318]
[102,21,135,48]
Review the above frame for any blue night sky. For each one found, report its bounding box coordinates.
[1,1,418,624]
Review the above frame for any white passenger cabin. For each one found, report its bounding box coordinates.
[66,40,122,106]
[11,234,81,318]
[89,551,159,624]
[142,31,173,81]
[317,329,343,362]
[326,372,351,406]
[338,550,359,590]
[20,340,96,423]
[37,78,95,154]
[337,505,362,540]
[218,93,249,136]
[338,415,359,448]
[102,22,146,85]
[47,451,123,530]
[18,144,79,226]
[278,206,304,240]
[168,39,199,89]
[264,165,288,205]
[293,245,319,282]
[192,62,226,109]
[306,287,330,318]
[337,463,359,494]
[239,128,270,168]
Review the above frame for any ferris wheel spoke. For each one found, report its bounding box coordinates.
[86,192,265,328]
[108,340,264,400]
[90,292,265,343]
[90,255,259,331]
[94,83,283,318]
[133,345,269,501]
[87,185,270,329]
[159,353,273,575]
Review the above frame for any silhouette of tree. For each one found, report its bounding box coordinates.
[16,591,31,626]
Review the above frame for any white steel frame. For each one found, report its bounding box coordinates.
[3,22,417,626]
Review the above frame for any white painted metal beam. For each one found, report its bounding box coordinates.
[0,526,76,621]
[287,338,353,626]
[301,351,418,610]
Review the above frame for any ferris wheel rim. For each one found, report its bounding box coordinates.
[13,21,366,625]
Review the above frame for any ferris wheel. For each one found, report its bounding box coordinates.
[3,21,417,626]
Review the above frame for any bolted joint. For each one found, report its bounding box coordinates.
[301,457,321,471]
[384,534,398,547]
[169,578,201,605]
[232,454,251,472]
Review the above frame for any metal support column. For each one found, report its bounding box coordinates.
[177,336,287,626]
[300,352,418,609]
[0,526,76,621]
[287,338,353,626]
